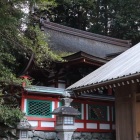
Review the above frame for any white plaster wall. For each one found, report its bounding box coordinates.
[99,124,110,130]
[86,123,97,129]
[28,121,38,127]
[41,122,54,127]
[75,123,84,128]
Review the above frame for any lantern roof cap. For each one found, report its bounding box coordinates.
[52,97,80,116]
[52,106,81,116]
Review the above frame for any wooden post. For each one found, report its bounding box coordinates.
[115,84,135,140]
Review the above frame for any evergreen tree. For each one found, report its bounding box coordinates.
[109,0,140,44]
[0,0,59,138]
[46,0,140,44]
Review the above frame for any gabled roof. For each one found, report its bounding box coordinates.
[67,43,140,91]
[43,21,131,58]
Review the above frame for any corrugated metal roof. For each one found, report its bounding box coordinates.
[67,43,140,90]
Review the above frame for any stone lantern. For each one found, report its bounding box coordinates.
[17,116,32,140]
[52,97,80,140]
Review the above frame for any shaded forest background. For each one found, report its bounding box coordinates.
[44,0,140,45]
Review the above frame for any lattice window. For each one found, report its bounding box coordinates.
[27,99,52,117]
[88,104,107,121]
[71,102,82,119]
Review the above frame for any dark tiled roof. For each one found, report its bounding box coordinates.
[43,21,131,58]
[43,21,131,47]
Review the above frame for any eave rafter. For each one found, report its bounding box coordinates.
[73,76,140,96]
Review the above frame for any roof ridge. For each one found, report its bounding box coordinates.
[43,21,131,47]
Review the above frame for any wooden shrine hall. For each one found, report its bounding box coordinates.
[67,42,140,140]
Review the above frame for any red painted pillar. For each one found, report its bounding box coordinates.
[20,75,31,87]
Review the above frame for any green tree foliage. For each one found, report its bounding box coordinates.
[0,101,24,139]
[0,0,59,138]
[109,0,140,44]
[45,0,140,44]
[46,0,96,30]
[0,0,61,84]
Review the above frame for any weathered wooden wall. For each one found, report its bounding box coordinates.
[115,84,138,140]
[136,102,140,134]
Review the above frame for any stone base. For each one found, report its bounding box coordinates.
[72,132,115,140]
[0,131,115,140]
[57,131,73,140]
[26,131,115,140]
